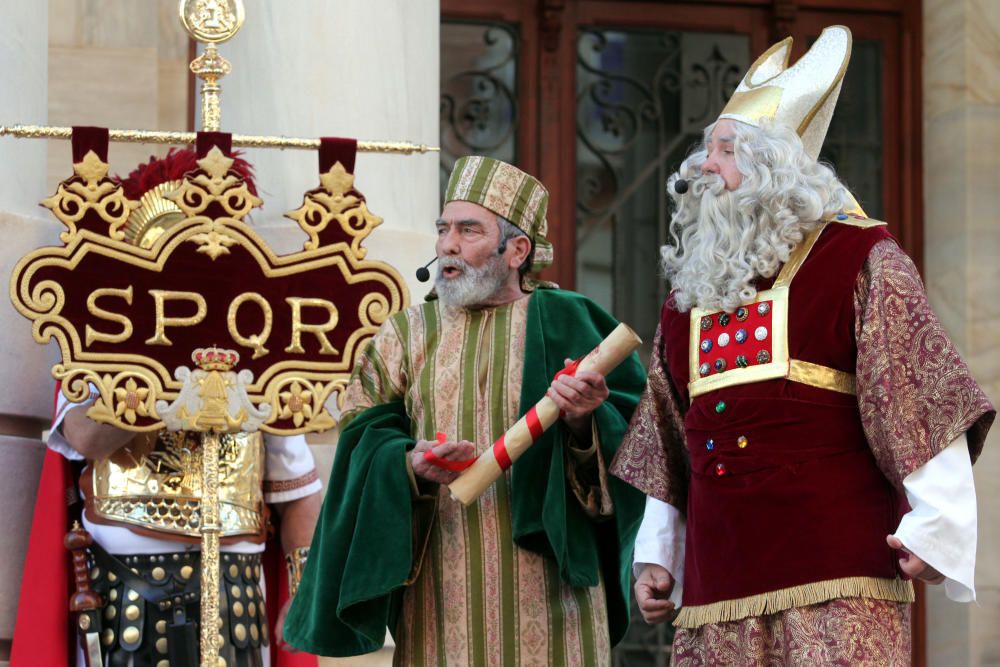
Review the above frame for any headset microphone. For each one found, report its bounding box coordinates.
[418,239,507,283]
[673,178,689,195]
[415,257,438,283]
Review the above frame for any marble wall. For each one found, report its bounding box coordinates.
[45,0,191,193]
[0,2,57,664]
[924,0,1000,664]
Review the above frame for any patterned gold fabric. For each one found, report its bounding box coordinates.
[609,324,689,508]
[671,598,911,666]
[341,297,611,666]
[855,240,994,489]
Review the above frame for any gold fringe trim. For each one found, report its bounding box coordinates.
[674,576,914,628]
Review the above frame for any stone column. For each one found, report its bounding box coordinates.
[218,4,439,664]
[0,3,54,665]
[923,1,1000,664]
[217,0,440,285]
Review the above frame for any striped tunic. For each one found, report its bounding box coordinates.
[340,295,611,666]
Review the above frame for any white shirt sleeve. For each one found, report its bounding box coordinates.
[891,433,977,602]
[632,495,685,608]
[262,433,322,504]
[46,384,100,461]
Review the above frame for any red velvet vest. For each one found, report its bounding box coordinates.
[662,221,911,624]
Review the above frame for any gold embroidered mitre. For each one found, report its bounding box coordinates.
[719,25,851,161]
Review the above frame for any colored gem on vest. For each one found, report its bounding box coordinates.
[718,332,730,347]
[754,326,768,341]
[699,362,711,377]
[757,302,771,316]
[736,355,749,368]
[737,435,748,449]
[836,213,848,220]
[701,339,713,353]
[735,328,748,344]
[714,358,727,372]
[701,316,713,331]
[715,400,726,413]
[715,462,727,476]
[719,313,731,326]
[736,306,749,321]
[706,439,715,451]
[757,350,771,364]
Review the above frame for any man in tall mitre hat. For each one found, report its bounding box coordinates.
[11,150,321,667]
[283,157,647,664]
[610,25,995,663]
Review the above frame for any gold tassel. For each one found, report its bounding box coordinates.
[674,576,915,628]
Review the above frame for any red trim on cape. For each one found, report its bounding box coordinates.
[11,384,73,666]
[11,447,74,667]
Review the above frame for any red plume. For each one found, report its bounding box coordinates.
[114,147,260,202]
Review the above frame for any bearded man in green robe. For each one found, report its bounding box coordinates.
[283,156,646,665]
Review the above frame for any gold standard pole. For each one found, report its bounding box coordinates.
[199,432,223,667]
[191,44,230,133]
[0,125,438,155]
[177,2,247,663]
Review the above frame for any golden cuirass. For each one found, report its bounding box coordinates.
[83,430,267,543]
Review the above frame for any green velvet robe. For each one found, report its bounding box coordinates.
[284,289,646,663]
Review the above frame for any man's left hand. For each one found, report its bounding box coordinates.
[274,598,299,653]
[547,358,609,436]
[886,535,945,584]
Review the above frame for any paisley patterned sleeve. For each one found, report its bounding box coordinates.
[855,239,994,490]
[609,322,690,509]
[338,313,410,423]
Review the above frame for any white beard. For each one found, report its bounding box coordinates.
[435,254,511,308]
[661,174,819,313]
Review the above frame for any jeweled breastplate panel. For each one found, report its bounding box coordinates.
[688,287,790,398]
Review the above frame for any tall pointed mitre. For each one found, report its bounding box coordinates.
[719,25,851,161]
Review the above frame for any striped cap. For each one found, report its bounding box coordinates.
[444,156,553,271]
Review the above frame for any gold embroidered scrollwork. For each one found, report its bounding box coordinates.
[285,161,383,258]
[167,147,262,260]
[169,147,262,220]
[271,375,342,432]
[41,151,138,243]
[54,366,161,430]
[18,279,66,342]
[359,290,392,329]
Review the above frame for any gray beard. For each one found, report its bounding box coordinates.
[662,176,756,312]
[662,175,818,312]
[435,254,511,308]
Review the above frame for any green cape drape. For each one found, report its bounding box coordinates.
[284,289,646,657]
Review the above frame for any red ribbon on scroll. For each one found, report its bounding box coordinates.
[422,431,476,472]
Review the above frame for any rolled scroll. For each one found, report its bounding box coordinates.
[448,322,642,505]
